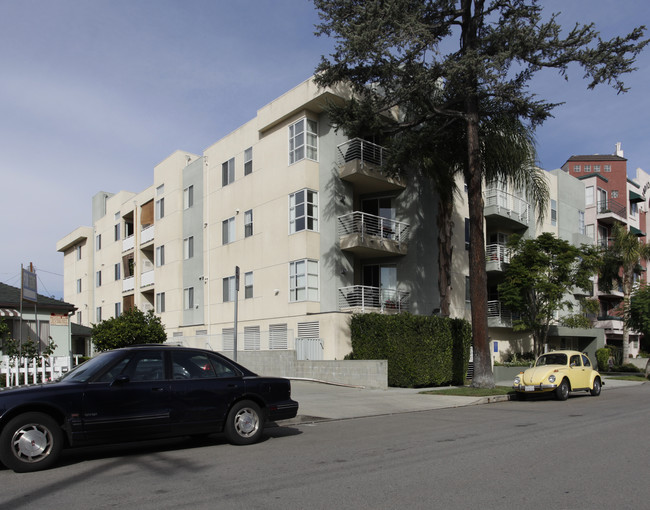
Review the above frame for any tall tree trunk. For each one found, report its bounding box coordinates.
[622,269,633,362]
[437,197,454,317]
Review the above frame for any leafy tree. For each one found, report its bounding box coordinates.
[314,0,647,387]
[92,307,166,352]
[498,233,601,356]
[627,284,650,340]
[600,223,650,360]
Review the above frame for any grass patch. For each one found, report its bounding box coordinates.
[604,375,647,382]
[420,386,514,397]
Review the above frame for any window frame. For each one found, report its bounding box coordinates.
[289,118,318,164]
[244,209,253,238]
[222,217,235,245]
[289,259,319,302]
[222,157,235,187]
[184,287,194,310]
[184,185,194,210]
[184,236,194,260]
[156,245,165,267]
[156,292,166,313]
[289,189,319,234]
[244,147,253,176]
[223,276,236,302]
[244,271,253,299]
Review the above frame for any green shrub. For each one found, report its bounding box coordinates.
[596,347,611,372]
[349,313,471,388]
[615,363,641,373]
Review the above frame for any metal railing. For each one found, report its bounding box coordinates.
[485,244,510,264]
[483,189,530,224]
[596,199,627,219]
[338,285,410,313]
[487,300,513,323]
[338,211,410,246]
[336,138,388,168]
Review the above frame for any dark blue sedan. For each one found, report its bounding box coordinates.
[0,345,298,472]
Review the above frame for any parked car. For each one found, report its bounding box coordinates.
[512,350,603,401]
[0,345,298,472]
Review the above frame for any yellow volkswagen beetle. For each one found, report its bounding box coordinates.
[513,350,603,400]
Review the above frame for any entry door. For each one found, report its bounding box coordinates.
[363,264,397,306]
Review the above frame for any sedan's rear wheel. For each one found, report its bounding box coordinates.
[224,400,264,445]
[590,378,602,396]
[0,412,63,473]
[555,379,570,401]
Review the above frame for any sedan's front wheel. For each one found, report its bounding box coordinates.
[0,412,63,473]
[224,400,264,445]
[555,379,570,401]
[590,378,602,396]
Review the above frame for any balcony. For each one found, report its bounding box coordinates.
[141,224,155,245]
[338,286,410,313]
[123,276,135,293]
[487,300,516,328]
[486,244,510,272]
[141,270,154,288]
[484,189,530,229]
[338,212,409,258]
[596,199,627,224]
[122,235,135,252]
[336,138,405,193]
[594,315,624,332]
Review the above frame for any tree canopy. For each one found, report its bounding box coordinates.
[314,0,647,387]
[92,307,166,352]
[627,285,650,340]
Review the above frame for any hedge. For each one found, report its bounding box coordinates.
[349,313,472,388]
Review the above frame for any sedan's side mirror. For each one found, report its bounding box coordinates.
[111,375,130,386]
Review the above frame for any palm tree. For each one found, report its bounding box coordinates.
[599,223,650,361]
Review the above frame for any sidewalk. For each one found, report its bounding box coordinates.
[280,376,644,425]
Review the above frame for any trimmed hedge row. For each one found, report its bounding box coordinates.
[349,313,472,388]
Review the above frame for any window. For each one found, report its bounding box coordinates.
[115,302,122,318]
[96,306,102,323]
[578,211,585,235]
[245,271,253,299]
[585,186,594,206]
[222,157,235,186]
[96,234,101,251]
[156,245,165,267]
[551,199,557,226]
[223,276,236,302]
[222,217,235,244]
[114,223,120,241]
[631,201,638,218]
[77,311,82,324]
[573,165,581,172]
[594,165,601,173]
[114,263,121,281]
[611,190,619,199]
[244,209,253,237]
[184,185,194,209]
[289,259,319,302]
[184,287,194,309]
[604,164,611,172]
[156,292,166,313]
[244,147,253,175]
[77,279,82,294]
[76,245,82,260]
[155,197,165,220]
[184,236,194,260]
[289,118,318,164]
[96,270,102,288]
[289,189,318,233]
[584,165,591,172]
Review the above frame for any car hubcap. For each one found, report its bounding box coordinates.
[234,408,259,438]
[11,424,53,463]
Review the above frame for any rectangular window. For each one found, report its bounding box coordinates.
[631,201,638,218]
[289,189,318,233]
[578,211,585,235]
[96,270,102,288]
[76,245,82,260]
[223,276,236,302]
[573,165,581,172]
[156,292,166,313]
[96,307,102,323]
[115,302,122,318]
[584,165,591,172]
[244,147,253,176]
[585,186,594,206]
[184,185,194,209]
[222,217,235,244]
[222,157,235,186]
[184,236,194,260]
[155,197,165,220]
[244,209,253,237]
[289,259,319,302]
[114,223,120,241]
[289,118,318,164]
[96,234,101,251]
[184,287,194,310]
[594,165,601,173]
[114,263,121,281]
[551,199,557,226]
[77,279,82,293]
[245,271,253,299]
[604,164,611,172]
[156,245,165,267]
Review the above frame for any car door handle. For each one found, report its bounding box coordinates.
[151,387,165,392]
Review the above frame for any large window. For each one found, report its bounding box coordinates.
[244,147,253,176]
[222,157,235,186]
[289,259,319,302]
[244,209,253,237]
[184,236,194,260]
[289,189,318,233]
[223,276,236,302]
[289,118,318,164]
[184,185,194,209]
[222,217,235,244]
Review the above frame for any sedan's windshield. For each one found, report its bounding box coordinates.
[58,351,122,383]
[536,353,568,366]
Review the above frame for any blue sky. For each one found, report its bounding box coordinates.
[1,0,648,299]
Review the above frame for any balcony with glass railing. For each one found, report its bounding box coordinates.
[338,286,410,313]
[336,138,405,193]
[484,189,530,229]
[338,212,410,257]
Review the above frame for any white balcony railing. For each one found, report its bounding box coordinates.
[336,138,388,168]
[486,244,510,264]
[338,285,410,313]
[483,189,530,224]
[141,270,154,288]
[338,212,410,245]
[123,276,135,293]
[122,235,135,252]
[487,300,513,324]
[141,224,155,244]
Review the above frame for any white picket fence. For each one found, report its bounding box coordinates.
[1,355,75,387]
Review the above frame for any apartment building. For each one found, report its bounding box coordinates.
[561,143,648,357]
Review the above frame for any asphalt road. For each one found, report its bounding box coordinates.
[1,384,648,510]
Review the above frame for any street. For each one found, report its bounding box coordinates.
[1,384,648,510]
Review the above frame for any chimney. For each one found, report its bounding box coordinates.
[615,142,624,157]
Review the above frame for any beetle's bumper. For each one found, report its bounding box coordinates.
[513,383,558,392]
